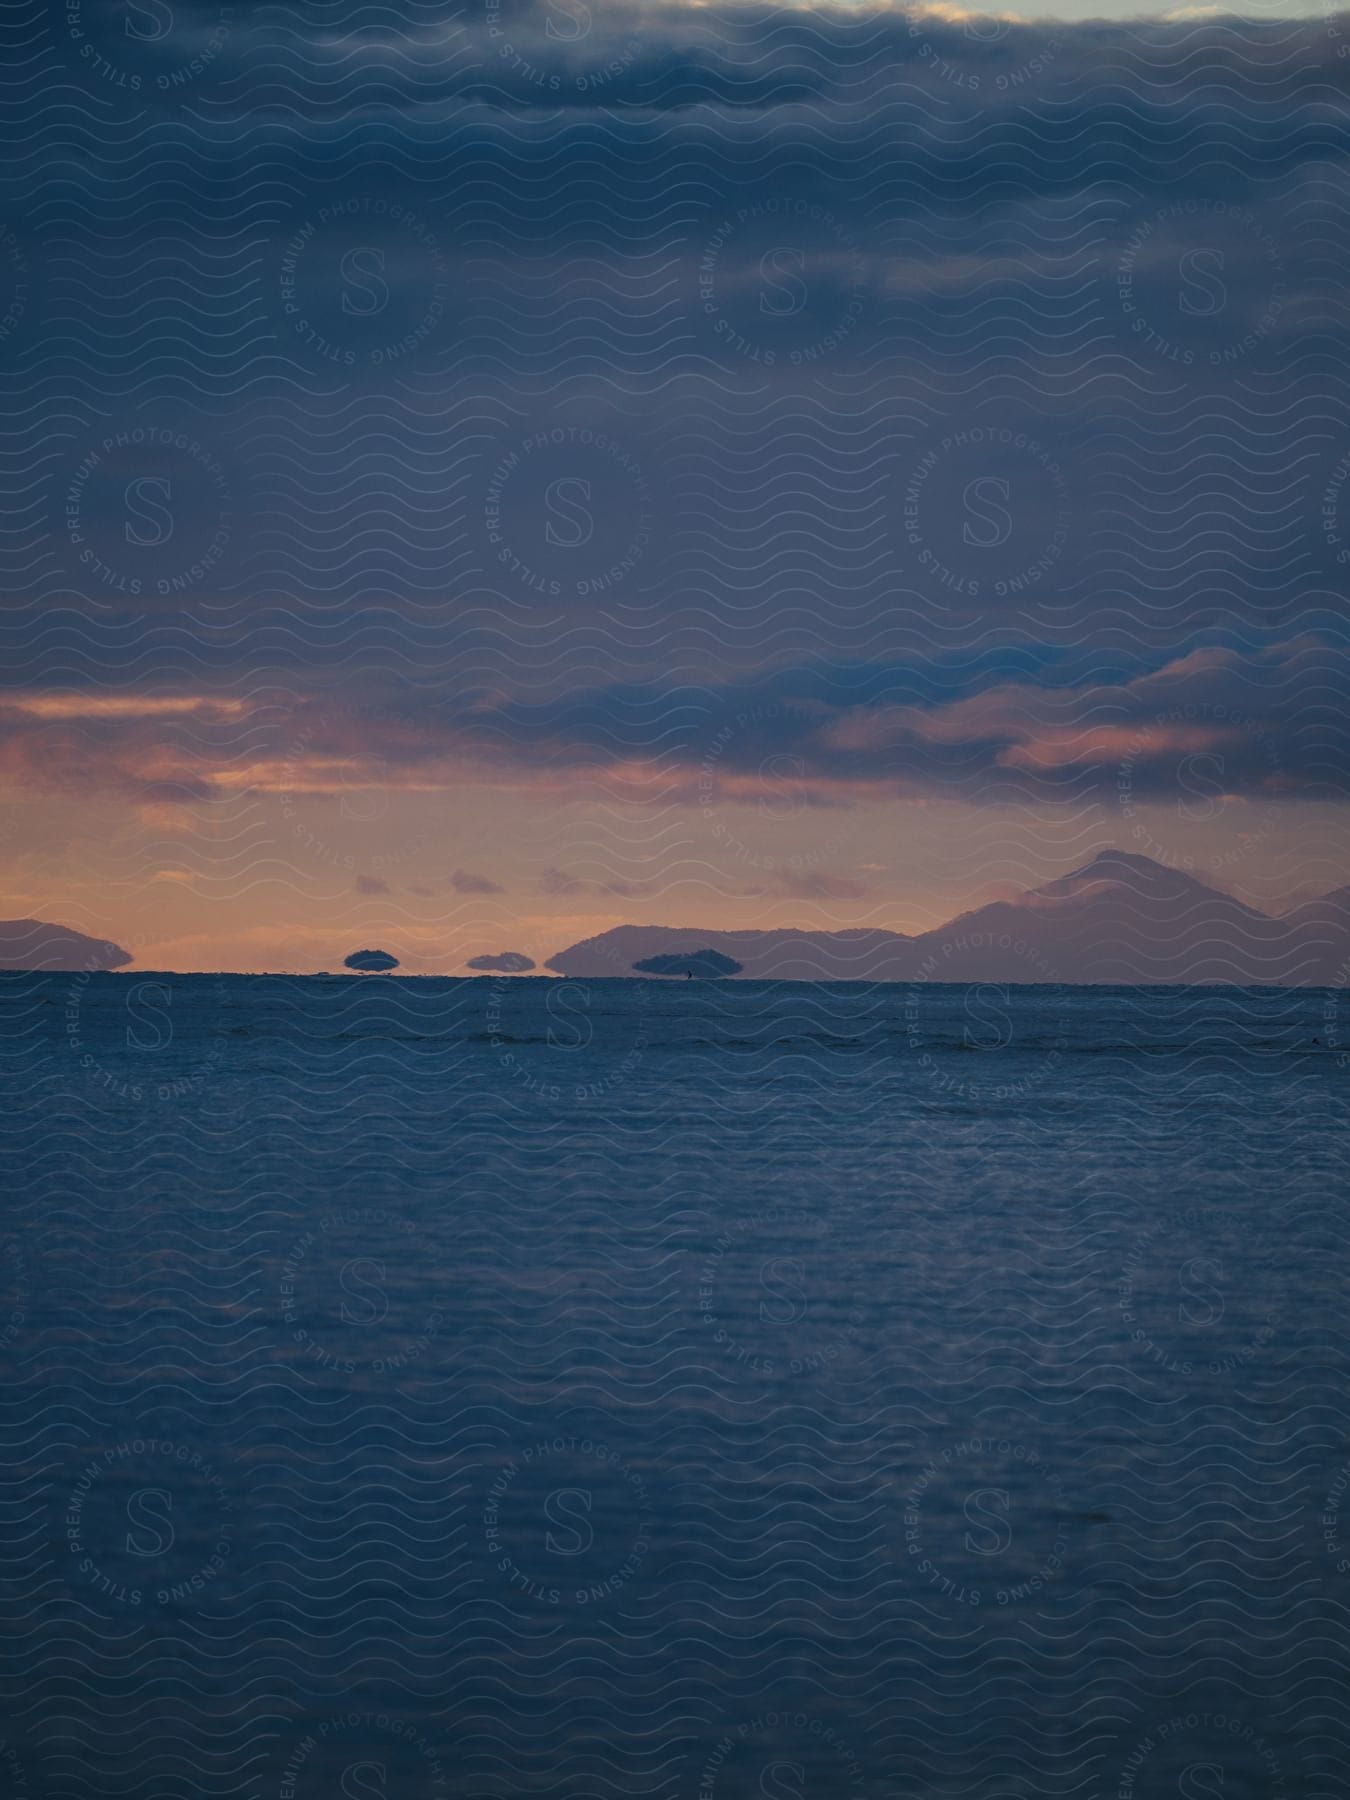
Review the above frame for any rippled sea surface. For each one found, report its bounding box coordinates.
[2,972,1347,1798]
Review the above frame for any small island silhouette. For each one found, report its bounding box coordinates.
[632,949,744,979]
[344,949,400,972]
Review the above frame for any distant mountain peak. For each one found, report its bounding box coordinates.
[546,847,1339,985]
[1072,848,1176,877]
[1056,848,1202,884]
[0,919,132,972]
[1030,848,1241,906]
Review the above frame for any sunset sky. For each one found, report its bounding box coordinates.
[2,0,1347,971]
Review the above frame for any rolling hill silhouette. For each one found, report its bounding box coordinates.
[8,853,1350,984]
[0,920,132,972]
[546,851,1350,986]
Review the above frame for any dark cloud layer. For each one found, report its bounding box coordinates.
[2,0,1349,834]
[0,634,1343,809]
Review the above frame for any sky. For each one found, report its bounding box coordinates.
[1,0,1348,971]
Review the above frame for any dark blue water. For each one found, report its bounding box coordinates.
[1,973,1347,1798]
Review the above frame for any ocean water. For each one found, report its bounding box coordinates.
[1,972,1347,1799]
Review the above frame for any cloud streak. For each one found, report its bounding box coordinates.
[2,638,1342,811]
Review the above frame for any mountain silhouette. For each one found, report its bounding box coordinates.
[0,920,132,972]
[10,853,1350,983]
[546,851,1350,986]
